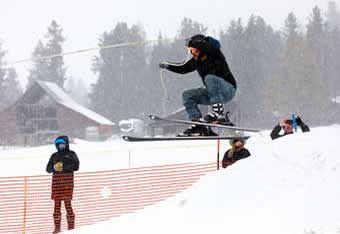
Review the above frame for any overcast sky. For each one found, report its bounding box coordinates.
[0,0,331,88]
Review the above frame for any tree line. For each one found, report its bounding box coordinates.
[0,2,339,127]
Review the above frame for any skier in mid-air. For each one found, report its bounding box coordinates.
[159,34,237,136]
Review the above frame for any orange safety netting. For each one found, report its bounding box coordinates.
[0,162,218,233]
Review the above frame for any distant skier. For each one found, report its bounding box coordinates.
[159,34,237,136]
[46,136,79,233]
[222,138,251,168]
[270,116,310,140]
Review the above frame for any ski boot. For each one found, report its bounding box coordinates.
[203,103,234,126]
[177,124,211,137]
[177,121,219,136]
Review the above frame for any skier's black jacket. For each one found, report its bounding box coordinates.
[164,40,237,88]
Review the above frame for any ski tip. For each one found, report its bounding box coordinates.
[122,136,129,141]
[148,114,158,120]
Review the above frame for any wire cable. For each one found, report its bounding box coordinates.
[8,38,184,66]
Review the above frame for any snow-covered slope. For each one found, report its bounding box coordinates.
[1,125,340,234]
[76,126,340,234]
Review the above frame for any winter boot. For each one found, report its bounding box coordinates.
[204,103,234,126]
[178,124,210,137]
[52,213,61,233]
[67,213,75,230]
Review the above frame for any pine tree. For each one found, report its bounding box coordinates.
[27,20,66,88]
[2,68,23,107]
[326,1,340,29]
[220,18,245,76]
[0,42,22,110]
[302,6,330,123]
[178,17,208,39]
[237,16,282,126]
[149,32,172,115]
[90,27,124,121]
[0,42,7,110]
[271,12,305,115]
[306,7,324,61]
[45,20,66,87]
[0,42,6,92]
[150,33,171,73]
[27,40,49,86]
[219,19,246,124]
[89,22,148,121]
[325,1,340,104]
[324,24,340,103]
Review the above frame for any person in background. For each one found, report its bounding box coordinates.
[222,138,251,168]
[270,116,310,140]
[46,136,79,233]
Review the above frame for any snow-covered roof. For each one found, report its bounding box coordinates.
[35,80,114,126]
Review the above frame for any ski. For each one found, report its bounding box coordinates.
[148,114,260,133]
[122,135,250,142]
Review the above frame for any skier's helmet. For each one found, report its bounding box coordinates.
[185,34,221,49]
[185,34,206,47]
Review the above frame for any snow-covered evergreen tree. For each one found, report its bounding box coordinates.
[27,20,66,88]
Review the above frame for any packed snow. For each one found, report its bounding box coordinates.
[1,125,340,234]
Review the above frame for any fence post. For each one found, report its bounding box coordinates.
[23,176,28,234]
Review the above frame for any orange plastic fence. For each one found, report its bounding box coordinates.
[0,162,218,233]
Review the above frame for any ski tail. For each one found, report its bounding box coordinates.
[122,135,250,142]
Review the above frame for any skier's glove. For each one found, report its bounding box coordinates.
[295,116,303,126]
[54,162,63,172]
[159,62,169,69]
